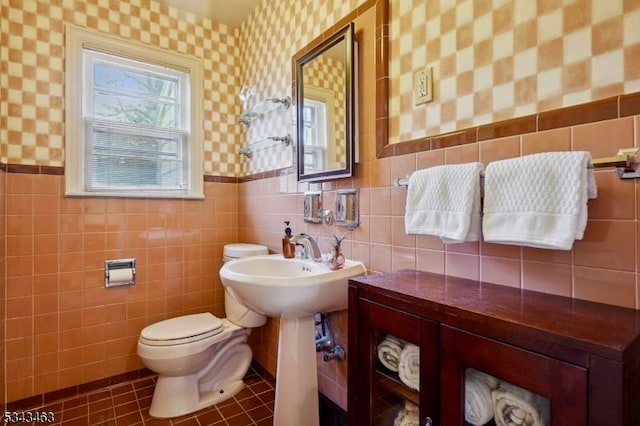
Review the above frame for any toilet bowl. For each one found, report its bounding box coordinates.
[137,243,268,419]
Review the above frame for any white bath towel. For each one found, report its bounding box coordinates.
[393,401,420,426]
[377,335,405,372]
[398,343,420,391]
[404,162,484,243]
[483,151,597,250]
[492,382,550,426]
[465,369,500,426]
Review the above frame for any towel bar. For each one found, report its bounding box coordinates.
[396,176,484,187]
[394,148,640,187]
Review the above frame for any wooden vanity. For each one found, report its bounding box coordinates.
[347,270,640,426]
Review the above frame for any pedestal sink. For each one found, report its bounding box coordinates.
[220,254,366,426]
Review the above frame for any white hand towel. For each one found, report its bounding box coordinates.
[483,151,597,250]
[404,162,484,243]
[377,335,404,372]
[398,343,420,391]
[465,369,500,426]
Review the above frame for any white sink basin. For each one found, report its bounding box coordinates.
[220,254,366,318]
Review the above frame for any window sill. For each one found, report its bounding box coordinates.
[64,190,205,200]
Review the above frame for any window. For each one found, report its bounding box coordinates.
[302,98,327,172]
[301,85,336,173]
[65,25,203,198]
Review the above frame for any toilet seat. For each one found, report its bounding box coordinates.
[140,313,224,346]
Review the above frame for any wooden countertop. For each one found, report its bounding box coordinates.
[349,270,640,365]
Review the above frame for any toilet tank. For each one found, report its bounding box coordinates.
[222,244,269,328]
[223,243,268,263]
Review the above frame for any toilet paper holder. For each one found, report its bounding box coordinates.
[105,258,136,288]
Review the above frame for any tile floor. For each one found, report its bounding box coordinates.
[11,369,275,425]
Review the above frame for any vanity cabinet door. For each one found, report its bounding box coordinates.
[440,325,588,426]
[349,298,439,426]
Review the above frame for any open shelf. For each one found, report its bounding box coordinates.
[238,134,291,159]
[375,369,419,406]
[239,96,291,126]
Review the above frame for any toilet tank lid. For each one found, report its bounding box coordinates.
[224,243,268,258]
[141,313,223,341]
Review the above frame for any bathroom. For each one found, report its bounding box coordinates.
[2,0,640,424]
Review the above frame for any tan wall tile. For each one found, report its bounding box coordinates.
[2,175,238,401]
[574,220,636,271]
[574,267,636,308]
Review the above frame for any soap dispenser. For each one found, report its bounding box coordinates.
[282,221,295,258]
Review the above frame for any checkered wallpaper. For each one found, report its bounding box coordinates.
[1,0,7,163]
[388,0,640,143]
[1,0,242,176]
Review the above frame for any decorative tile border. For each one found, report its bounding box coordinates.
[204,175,238,184]
[2,164,64,175]
[378,91,640,159]
[238,166,295,183]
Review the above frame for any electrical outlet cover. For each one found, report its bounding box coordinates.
[414,67,433,105]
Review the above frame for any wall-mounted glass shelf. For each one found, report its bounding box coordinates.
[238,134,292,159]
[239,96,291,126]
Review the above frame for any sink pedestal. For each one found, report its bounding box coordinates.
[219,253,366,425]
[273,314,320,426]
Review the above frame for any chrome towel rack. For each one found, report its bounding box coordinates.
[394,148,640,187]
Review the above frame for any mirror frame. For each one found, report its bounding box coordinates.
[294,22,355,182]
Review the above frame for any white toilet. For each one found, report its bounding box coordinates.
[137,243,269,418]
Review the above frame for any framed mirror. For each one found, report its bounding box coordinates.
[294,23,355,182]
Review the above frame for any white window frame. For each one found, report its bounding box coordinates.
[64,25,204,199]
[302,85,336,172]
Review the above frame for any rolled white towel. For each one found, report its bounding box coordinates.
[492,382,550,426]
[465,369,499,426]
[398,343,420,391]
[393,401,420,426]
[403,400,419,413]
[377,335,404,372]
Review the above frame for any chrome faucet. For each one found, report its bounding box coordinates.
[290,233,322,262]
